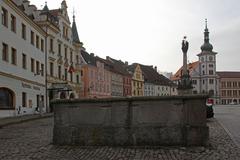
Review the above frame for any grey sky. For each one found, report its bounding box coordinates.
[31,0,240,73]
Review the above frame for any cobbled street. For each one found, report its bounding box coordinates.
[0,117,240,160]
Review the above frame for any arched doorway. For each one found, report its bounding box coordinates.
[0,88,15,109]
[60,92,66,99]
[69,93,75,99]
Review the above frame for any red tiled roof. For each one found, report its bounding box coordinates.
[171,61,200,81]
[217,72,240,78]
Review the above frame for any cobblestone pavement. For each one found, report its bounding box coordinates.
[0,118,240,160]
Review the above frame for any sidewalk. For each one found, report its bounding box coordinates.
[0,113,53,128]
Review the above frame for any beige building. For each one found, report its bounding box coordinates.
[0,0,46,117]
[127,64,144,96]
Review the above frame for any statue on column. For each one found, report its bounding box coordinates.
[177,36,193,95]
[182,36,189,54]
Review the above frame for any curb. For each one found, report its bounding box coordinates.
[0,113,53,128]
[215,118,240,149]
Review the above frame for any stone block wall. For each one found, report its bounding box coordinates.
[52,95,209,146]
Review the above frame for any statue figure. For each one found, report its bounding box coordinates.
[182,36,189,54]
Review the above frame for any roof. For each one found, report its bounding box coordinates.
[80,51,96,66]
[105,57,131,76]
[139,64,174,86]
[171,61,200,81]
[217,72,240,78]
[126,63,138,74]
[72,17,81,43]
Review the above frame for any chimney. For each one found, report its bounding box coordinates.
[90,53,94,57]
[154,66,157,71]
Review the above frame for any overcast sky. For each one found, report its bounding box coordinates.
[31,0,240,73]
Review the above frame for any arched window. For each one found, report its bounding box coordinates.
[0,88,14,109]
[60,92,66,99]
[209,90,214,96]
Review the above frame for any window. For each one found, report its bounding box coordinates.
[233,82,237,87]
[36,95,40,108]
[58,65,61,79]
[41,64,44,76]
[11,14,16,32]
[50,38,53,52]
[81,70,83,76]
[58,44,61,55]
[227,82,232,88]
[222,90,226,96]
[221,82,226,88]
[233,90,237,96]
[65,68,68,80]
[209,90,214,96]
[31,58,35,72]
[192,80,197,85]
[22,92,27,107]
[36,61,40,75]
[2,43,8,62]
[209,64,214,68]
[76,55,79,64]
[70,51,73,62]
[64,47,67,59]
[202,71,205,75]
[22,53,27,69]
[202,80,205,84]
[36,35,39,49]
[209,79,214,84]
[50,62,54,76]
[1,7,8,27]
[76,75,80,84]
[227,90,232,97]
[70,72,73,82]
[0,88,14,109]
[11,47,17,65]
[209,70,214,75]
[41,39,44,52]
[22,23,26,39]
[31,31,34,45]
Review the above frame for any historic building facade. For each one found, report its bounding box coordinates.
[217,72,240,104]
[127,64,144,96]
[0,0,46,117]
[80,52,111,98]
[140,65,177,96]
[171,20,220,103]
[34,1,82,104]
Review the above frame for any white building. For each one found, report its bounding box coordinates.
[171,20,220,103]
[34,1,82,110]
[0,0,47,117]
[0,0,83,117]
[140,65,177,96]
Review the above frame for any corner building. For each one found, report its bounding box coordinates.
[0,0,46,117]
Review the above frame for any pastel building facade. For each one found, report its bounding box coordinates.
[127,64,144,96]
[80,52,111,98]
[217,72,240,105]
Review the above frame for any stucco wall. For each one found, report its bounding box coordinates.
[52,95,209,146]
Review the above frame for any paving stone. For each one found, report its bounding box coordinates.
[0,117,240,160]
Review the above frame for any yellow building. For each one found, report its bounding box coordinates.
[127,64,144,96]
